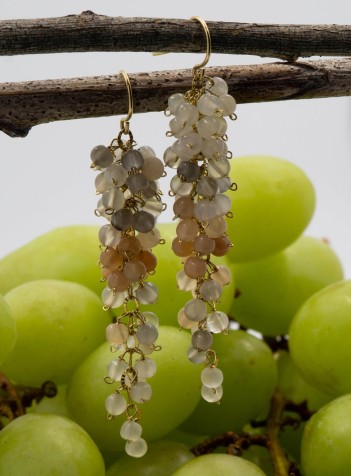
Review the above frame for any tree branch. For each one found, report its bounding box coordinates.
[1,12,351,61]
[1,58,350,138]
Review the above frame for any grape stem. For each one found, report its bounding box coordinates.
[266,389,290,476]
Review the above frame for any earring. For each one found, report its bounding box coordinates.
[163,17,236,403]
[90,70,165,457]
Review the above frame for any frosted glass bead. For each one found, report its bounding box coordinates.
[138,343,153,356]
[197,94,224,116]
[196,177,219,197]
[168,93,186,115]
[196,116,222,139]
[184,298,207,322]
[177,161,201,183]
[176,270,197,292]
[172,238,193,257]
[217,177,232,193]
[136,282,158,304]
[194,234,215,255]
[213,194,232,215]
[98,224,121,249]
[163,147,179,168]
[184,256,207,279]
[91,145,114,169]
[122,149,144,170]
[106,322,129,345]
[201,385,223,403]
[105,392,127,415]
[176,218,199,241]
[106,359,128,381]
[136,323,158,345]
[170,117,194,139]
[221,94,237,116]
[123,259,146,281]
[212,265,231,286]
[202,138,228,160]
[100,247,123,270]
[102,188,125,211]
[101,287,126,309]
[141,157,164,180]
[134,210,155,233]
[177,308,197,329]
[173,196,194,219]
[142,180,158,199]
[139,145,156,159]
[139,250,157,272]
[194,200,218,221]
[206,77,229,96]
[96,198,110,221]
[207,311,229,333]
[111,208,135,231]
[199,280,223,301]
[130,381,152,403]
[192,329,213,351]
[142,311,159,328]
[143,197,163,217]
[104,163,128,187]
[120,420,143,441]
[137,228,161,249]
[118,236,141,258]
[135,357,157,379]
[125,437,148,458]
[178,132,202,159]
[126,173,148,194]
[175,102,199,124]
[170,175,193,196]
[188,346,207,364]
[205,216,228,238]
[108,270,131,292]
[213,235,232,256]
[95,172,110,194]
[218,117,228,136]
[201,367,224,387]
[207,157,231,178]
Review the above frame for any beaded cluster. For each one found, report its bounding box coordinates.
[90,128,165,457]
[164,74,236,403]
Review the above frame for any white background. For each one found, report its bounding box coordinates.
[1,1,350,275]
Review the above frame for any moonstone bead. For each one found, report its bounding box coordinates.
[95,172,110,194]
[177,308,196,329]
[163,147,179,168]
[205,216,228,238]
[121,149,144,171]
[170,117,193,138]
[100,247,123,270]
[196,116,222,139]
[176,218,199,241]
[125,438,148,458]
[221,94,237,116]
[136,323,158,345]
[202,138,228,160]
[104,163,128,187]
[105,393,127,415]
[213,194,232,216]
[130,381,152,403]
[194,234,215,255]
[194,200,218,221]
[98,224,121,249]
[142,311,159,328]
[91,145,114,169]
[96,198,110,220]
[108,270,131,292]
[135,357,157,379]
[199,280,223,301]
[201,385,223,403]
[206,77,229,96]
[212,265,231,286]
[143,197,163,217]
[111,208,135,231]
[118,236,141,258]
[213,236,232,256]
[192,329,213,351]
[101,287,126,309]
[184,298,207,322]
[123,259,146,281]
[137,228,161,249]
[197,94,224,116]
[136,282,158,304]
[173,196,194,218]
[175,102,199,124]
[142,180,158,199]
[126,173,148,194]
[201,367,224,387]
[196,177,219,197]
[120,420,143,441]
[106,322,129,345]
[172,238,193,257]
[184,256,207,279]
[138,250,157,272]
[176,270,197,292]
[139,145,156,159]
[207,157,231,178]
[170,175,193,196]
[141,157,164,180]
[178,132,202,159]
[177,161,201,182]
[207,311,229,333]
[168,93,186,115]
[133,210,155,233]
[106,359,128,382]
[217,177,232,193]
[187,346,207,364]
[102,188,125,211]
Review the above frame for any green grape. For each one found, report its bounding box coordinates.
[165,428,208,448]
[28,385,70,418]
[66,326,202,452]
[243,446,274,476]
[0,225,103,295]
[151,223,235,326]
[106,440,194,476]
[181,331,277,435]
[1,279,112,386]
[230,236,343,336]
[0,295,16,365]
[0,414,105,476]
[280,422,305,464]
[171,453,266,476]
[226,155,315,263]
[277,351,332,411]
[301,394,351,476]
[289,280,351,396]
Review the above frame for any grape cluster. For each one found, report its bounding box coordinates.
[91,141,165,457]
[163,76,236,403]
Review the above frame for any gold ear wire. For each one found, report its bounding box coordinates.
[119,70,134,134]
[190,16,212,74]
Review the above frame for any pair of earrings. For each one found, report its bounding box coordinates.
[90,16,236,458]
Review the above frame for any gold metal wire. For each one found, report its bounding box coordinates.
[190,16,212,74]
[119,70,134,134]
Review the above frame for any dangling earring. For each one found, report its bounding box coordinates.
[163,17,236,403]
[90,70,165,458]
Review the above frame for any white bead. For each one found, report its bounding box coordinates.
[141,311,159,328]
[139,145,156,159]
[207,157,231,178]
[212,266,231,286]
[196,116,222,139]
[168,93,186,115]
[170,175,194,196]
[120,420,143,441]
[96,198,110,221]
[176,270,197,291]
[187,346,207,364]
[137,228,161,249]
[95,172,110,194]
[201,367,224,387]
[197,94,224,116]
[130,381,152,403]
[207,311,229,333]
[178,132,202,159]
[206,77,229,96]
[135,357,157,379]
[136,282,158,304]
[98,224,121,249]
[143,197,163,217]
[199,280,223,301]
[125,438,148,458]
[201,385,223,403]
[106,359,128,382]
[105,393,127,415]
[174,103,199,125]
[202,138,228,160]
[102,188,125,211]
[221,94,237,116]
[101,287,126,309]
[163,146,179,168]
[104,163,128,187]
[184,298,207,322]
[194,200,218,221]
[213,194,232,216]
[177,308,197,329]
[217,177,232,193]
[136,323,158,346]
[138,343,154,356]
[170,117,194,139]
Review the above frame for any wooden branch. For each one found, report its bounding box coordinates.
[1,58,350,138]
[1,12,351,61]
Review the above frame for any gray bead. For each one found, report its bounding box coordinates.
[142,180,158,199]
[192,329,213,351]
[90,145,114,169]
[134,210,155,233]
[126,173,148,194]
[121,150,144,171]
[217,177,232,192]
[196,177,219,197]
[177,161,201,183]
[111,208,134,231]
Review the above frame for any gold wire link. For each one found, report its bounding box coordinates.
[190,16,212,75]
[119,70,133,134]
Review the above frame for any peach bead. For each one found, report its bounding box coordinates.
[108,269,131,292]
[123,259,147,281]
[139,250,157,272]
[184,256,207,279]
[213,236,232,256]
[100,247,123,270]
[176,218,199,241]
[118,236,142,259]
[172,238,194,257]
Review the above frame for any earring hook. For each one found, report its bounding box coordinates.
[119,70,133,134]
[190,16,212,75]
